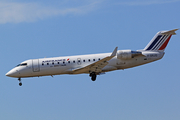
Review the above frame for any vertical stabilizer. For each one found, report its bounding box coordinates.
[144,29,178,51]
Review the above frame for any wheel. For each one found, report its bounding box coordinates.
[91,74,97,81]
[19,82,22,86]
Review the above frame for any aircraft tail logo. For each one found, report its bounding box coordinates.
[144,29,178,51]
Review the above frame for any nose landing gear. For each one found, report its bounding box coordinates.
[18,78,22,86]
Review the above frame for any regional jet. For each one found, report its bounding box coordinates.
[6,29,178,86]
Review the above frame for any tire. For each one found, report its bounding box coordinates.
[19,83,22,86]
[91,74,97,81]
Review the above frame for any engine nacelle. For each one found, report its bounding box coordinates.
[117,50,142,60]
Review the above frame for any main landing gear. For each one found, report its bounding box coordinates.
[18,78,22,86]
[89,72,97,81]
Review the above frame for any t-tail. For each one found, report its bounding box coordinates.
[144,29,178,51]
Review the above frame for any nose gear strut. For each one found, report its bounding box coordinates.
[18,78,22,86]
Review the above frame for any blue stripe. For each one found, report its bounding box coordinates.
[152,35,165,50]
[146,35,162,50]
[156,35,169,50]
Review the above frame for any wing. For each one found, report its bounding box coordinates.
[72,47,118,74]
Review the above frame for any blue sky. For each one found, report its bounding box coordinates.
[1,0,180,120]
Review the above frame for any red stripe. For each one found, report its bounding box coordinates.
[158,35,172,50]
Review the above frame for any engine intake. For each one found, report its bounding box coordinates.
[117,50,142,60]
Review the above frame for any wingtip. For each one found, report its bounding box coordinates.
[111,47,118,56]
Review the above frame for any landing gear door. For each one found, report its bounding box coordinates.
[32,59,40,72]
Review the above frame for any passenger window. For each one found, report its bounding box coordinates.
[52,62,54,65]
[73,60,75,63]
[88,59,90,62]
[47,63,49,65]
[98,58,100,60]
[93,59,95,61]
[42,63,44,65]
[63,61,65,64]
[58,62,60,64]
[83,60,85,62]
[68,61,70,63]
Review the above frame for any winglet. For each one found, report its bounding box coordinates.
[111,47,118,56]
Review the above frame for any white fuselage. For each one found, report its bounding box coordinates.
[6,50,164,78]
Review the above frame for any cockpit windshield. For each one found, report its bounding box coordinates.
[16,63,27,67]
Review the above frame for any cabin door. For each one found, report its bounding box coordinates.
[32,59,40,72]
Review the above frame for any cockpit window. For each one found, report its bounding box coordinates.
[16,63,27,67]
[16,64,21,67]
[21,63,27,66]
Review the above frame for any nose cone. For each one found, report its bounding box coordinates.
[6,71,12,77]
[6,69,20,78]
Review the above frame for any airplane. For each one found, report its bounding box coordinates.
[6,29,178,86]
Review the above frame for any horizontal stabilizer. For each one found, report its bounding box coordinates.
[161,29,178,35]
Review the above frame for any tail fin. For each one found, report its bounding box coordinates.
[144,29,178,51]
